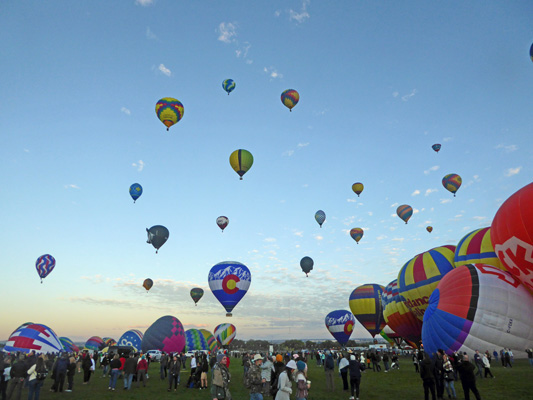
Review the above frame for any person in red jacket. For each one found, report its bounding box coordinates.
[136,355,148,387]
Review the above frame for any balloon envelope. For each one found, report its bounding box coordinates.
[129,183,143,203]
[214,323,237,347]
[216,216,229,232]
[141,315,185,353]
[36,254,55,282]
[455,227,501,268]
[442,174,462,196]
[422,264,533,356]
[432,144,441,153]
[325,310,356,346]
[143,278,153,291]
[5,324,63,354]
[155,97,184,130]
[208,261,251,316]
[199,329,219,353]
[59,337,79,353]
[281,89,299,111]
[350,228,364,244]
[426,226,433,233]
[349,284,386,337]
[103,337,116,347]
[300,256,314,276]
[352,182,364,197]
[229,149,253,180]
[146,225,169,253]
[397,245,456,321]
[185,329,209,352]
[118,329,144,352]
[315,210,326,227]
[190,288,204,305]
[85,336,104,352]
[222,79,236,94]
[530,43,533,62]
[396,205,413,224]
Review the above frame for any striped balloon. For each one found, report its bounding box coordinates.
[84,336,104,352]
[155,97,184,131]
[349,284,386,337]
[397,245,456,321]
[60,337,80,353]
[5,324,63,354]
[199,329,218,353]
[455,227,502,268]
[229,149,254,180]
[35,254,56,283]
[442,173,462,196]
[214,323,237,347]
[396,205,413,224]
[350,228,364,244]
[281,89,299,111]
[103,337,116,347]
[185,329,209,352]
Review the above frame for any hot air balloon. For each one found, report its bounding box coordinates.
[491,182,533,293]
[281,89,299,111]
[352,182,364,197]
[325,310,356,346]
[382,280,423,346]
[222,79,236,95]
[300,256,314,277]
[185,329,209,352]
[379,325,403,347]
[442,174,462,196]
[141,315,186,353]
[35,254,55,283]
[214,323,237,347]
[229,149,253,180]
[143,278,153,292]
[530,43,533,63]
[5,324,63,354]
[315,210,326,228]
[455,227,502,269]
[397,245,456,321]
[396,205,413,224]
[199,329,219,353]
[85,336,104,352]
[146,225,169,253]
[208,261,251,317]
[349,284,386,337]
[426,226,433,233]
[422,264,533,356]
[129,183,143,203]
[118,329,144,352]
[432,144,441,153]
[155,98,184,131]
[59,337,80,353]
[190,288,204,306]
[350,228,364,244]
[216,216,229,232]
[103,337,117,347]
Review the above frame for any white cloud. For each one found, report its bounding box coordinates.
[24,149,29,153]
[289,0,310,23]
[411,190,420,196]
[158,64,171,76]
[401,89,417,102]
[377,235,387,240]
[64,184,80,189]
[440,198,452,204]
[146,27,157,40]
[218,22,237,43]
[263,67,283,79]
[282,150,294,157]
[425,188,437,196]
[297,143,309,148]
[264,238,276,243]
[472,216,488,221]
[392,91,399,98]
[135,0,154,6]
[443,137,453,142]
[413,208,420,214]
[424,165,440,175]
[391,238,405,242]
[132,160,145,172]
[347,199,357,203]
[274,10,281,17]
[235,42,251,60]
[121,107,131,115]
[505,167,521,177]
[294,231,303,237]
[367,211,373,216]
[314,235,323,241]
[495,144,518,153]
[390,202,399,208]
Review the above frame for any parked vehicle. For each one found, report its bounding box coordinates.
[146,349,162,361]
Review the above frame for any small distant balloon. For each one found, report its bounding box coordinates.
[229,149,254,180]
[190,288,204,306]
[442,174,462,196]
[129,183,143,203]
[300,256,314,277]
[36,254,55,283]
[216,216,229,232]
[352,182,364,197]
[426,226,433,233]
[143,278,153,292]
[146,225,169,253]
[155,97,184,131]
[350,228,364,244]
[530,43,533,63]
[397,205,413,224]
[281,89,299,111]
[315,210,326,228]
[432,144,441,153]
[222,79,235,95]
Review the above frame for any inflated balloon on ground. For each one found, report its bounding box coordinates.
[185,329,209,352]
[85,336,104,351]
[5,324,63,354]
[141,315,185,353]
[349,284,386,337]
[118,329,144,352]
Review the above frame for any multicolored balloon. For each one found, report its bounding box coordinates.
[432,144,441,153]
[530,43,533,63]
[129,183,143,203]
[214,323,237,347]
[325,310,356,346]
[199,329,219,353]
[300,256,314,277]
[349,284,386,337]
[36,254,55,283]
[422,264,533,355]
[426,226,433,233]
[491,182,533,292]
[143,278,153,292]
[397,245,456,321]
[190,287,204,306]
[315,210,326,228]
[396,205,413,224]
[442,174,462,196]
[208,261,251,316]
[216,216,229,232]
[59,337,79,353]
[222,79,236,95]
[103,337,117,347]
[118,329,144,352]
[229,149,254,180]
[379,325,403,347]
[185,329,209,352]
[281,89,299,111]
[146,225,169,253]
[5,324,63,354]
[455,227,501,268]
[155,97,184,131]
[141,315,186,353]
[352,182,364,197]
[350,228,364,244]
[85,336,104,352]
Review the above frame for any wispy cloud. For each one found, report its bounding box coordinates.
[264,237,277,243]
[505,167,521,177]
[289,0,310,23]
[64,184,80,189]
[402,89,417,102]
[392,91,399,98]
[495,144,517,153]
[411,190,420,196]
[297,143,309,148]
[218,22,237,43]
[443,137,453,142]
[135,0,154,6]
[294,231,303,237]
[424,165,440,175]
[158,64,171,76]
[132,160,145,172]
[440,198,452,204]
[146,27,157,40]
[235,42,251,60]
[121,107,131,115]
[263,66,283,79]
[282,150,294,157]
[472,216,488,221]
[425,188,437,196]
[314,235,323,241]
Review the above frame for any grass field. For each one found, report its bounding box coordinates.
[21,356,533,400]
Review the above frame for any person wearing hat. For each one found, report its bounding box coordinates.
[247,354,266,400]
[275,360,296,400]
[211,353,231,400]
[295,360,309,400]
[271,354,285,398]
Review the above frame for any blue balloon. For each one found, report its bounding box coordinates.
[315,210,326,227]
[36,254,55,283]
[118,329,144,352]
[222,79,236,95]
[325,310,356,346]
[208,261,251,317]
[129,183,143,203]
[5,324,63,354]
[141,315,185,354]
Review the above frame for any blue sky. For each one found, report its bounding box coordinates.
[1,0,532,343]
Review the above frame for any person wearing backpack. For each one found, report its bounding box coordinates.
[27,356,47,400]
[211,353,231,400]
[246,354,265,400]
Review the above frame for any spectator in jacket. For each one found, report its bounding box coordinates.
[6,355,27,400]
[324,350,335,392]
[108,354,121,391]
[420,353,436,400]
[348,354,364,400]
[457,355,482,400]
[51,354,68,392]
[27,356,46,400]
[136,355,148,387]
[123,354,137,390]
[168,354,181,392]
[66,356,76,392]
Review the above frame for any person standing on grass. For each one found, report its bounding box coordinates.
[474,351,484,379]
[248,354,265,400]
[324,350,335,392]
[443,354,457,400]
[168,355,181,392]
[295,360,309,400]
[274,360,296,400]
[123,354,137,390]
[348,354,364,400]
[457,355,482,400]
[27,356,47,400]
[413,351,420,373]
[6,355,27,400]
[107,354,121,391]
[51,354,68,392]
[434,350,445,400]
[136,355,148,387]
[526,348,533,367]
[382,352,390,372]
[482,353,494,378]
[420,352,436,400]
[81,353,92,384]
[211,354,231,400]
[260,355,273,396]
[338,353,349,391]
[66,356,76,392]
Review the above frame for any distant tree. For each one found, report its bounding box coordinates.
[280,339,305,351]
[346,340,357,348]
[320,340,335,349]
[228,339,245,350]
[305,341,316,350]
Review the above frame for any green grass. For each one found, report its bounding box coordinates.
[27,357,533,399]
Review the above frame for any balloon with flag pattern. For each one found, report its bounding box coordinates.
[208,261,251,316]
[349,284,386,337]
[5,324,63,354]
[325,310,356,346]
